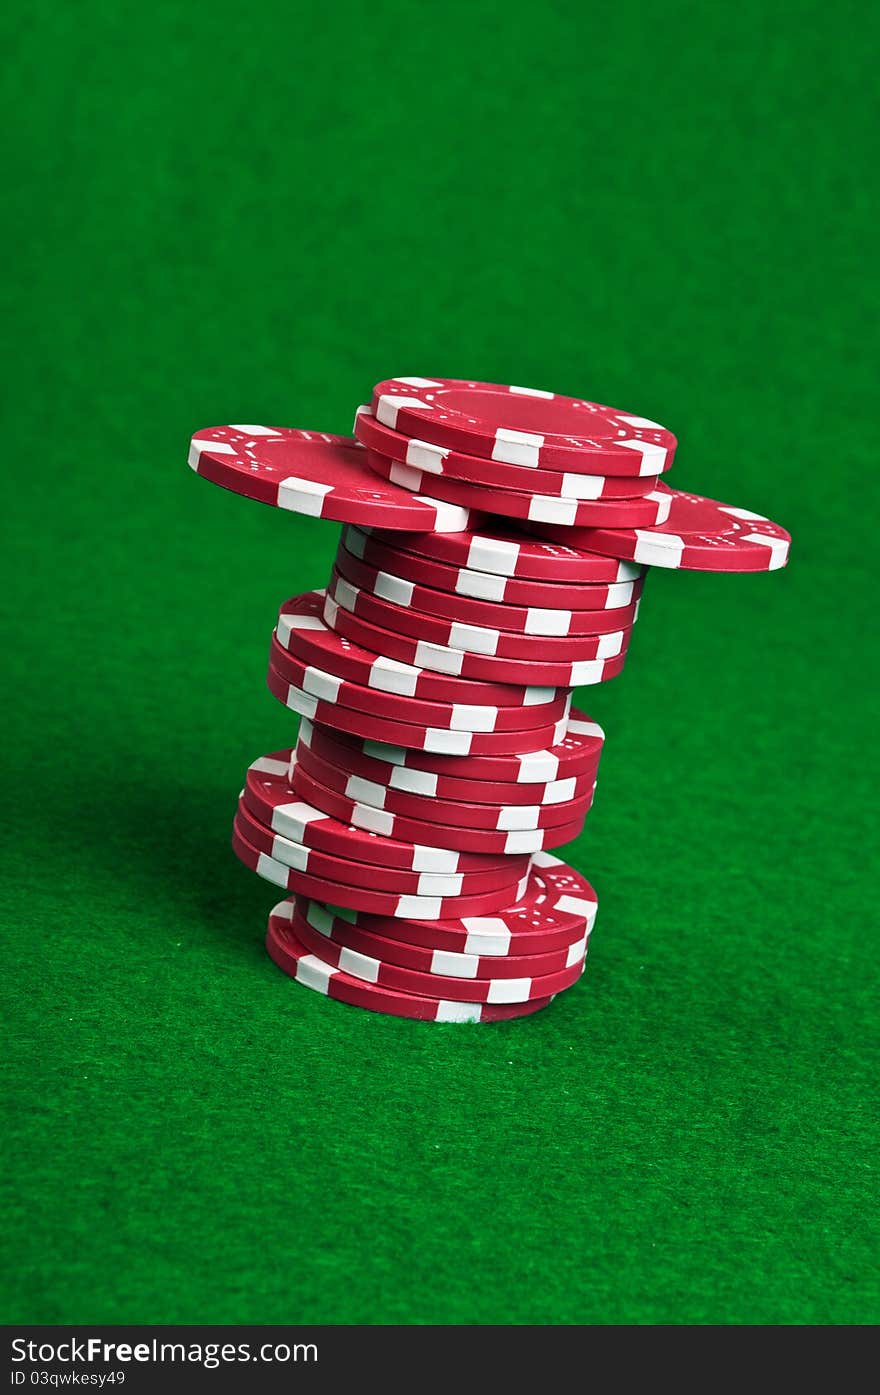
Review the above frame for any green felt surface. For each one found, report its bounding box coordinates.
[2,0,877,1327]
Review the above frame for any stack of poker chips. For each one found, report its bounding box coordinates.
[189,378,791,1022]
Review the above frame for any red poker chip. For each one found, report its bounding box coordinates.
[298,720,602,807]
[296,898,592,978]
[266,902,555,1023]
[342,525,642,611]
[526,487,791,572]
[237,799,526,898]
[324,585,630,687]
[267,656,569,756]
[234,815,530,916]
[268,632,570,733]
[336,535,644,634]
[353,407,660,498]
[275,591,563,708]
[243,751,528,874]
[363,523,644,583]
[188,425,475,532]
[291,906,587,1004]
[371,377,677,474]
[365,448,674,528]
[289,759,587,856]
[300,708,603,784]
[327,568,638,655]
[295,852,598,957]
[294,737,595,832]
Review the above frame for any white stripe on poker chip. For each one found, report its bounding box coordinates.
[436,1001,485,1022]
[523,685,559,704]
[270,832,311,873]
[414,496,471,531]
[432,949,480,979]
[456,568,508,601]
[526,494,579,525]
[387,460,421,490]
[334,577,359,611]
[509,385,554,399]
[516,752,560,782]
[524,606,573,637]
[278,611,325,637]
[619,439,669,474]
[277,476,333,515]
[282,685,318,720]
[344,526,367,558]
[228,424,283,435]
[745,533,788,567]
[413,639,465,674]
[448,706,499,733]
[720,505,768,521]
[337,946,382,983]
[566,934,589,966]
[271,801,324,840]
[406,438,449,472]
[391,377,444,388]
[461,923,511,955]
[304,902,334,934]
[557,893,598,920]
[466,535,520,574]
[567,717,605,741]
[648,489,673,524]
[447,621,498,656]
[188,439,235,467]
[367,656,423,697]
[347,775,389,807]
[296,954,336,993]
[389,766,439,796]
[253,755,292,778]
[376,394,432,430]
[631,531,685,566]
[256,851,291,889]
[561,474,605,499]
[348,802,395,837]
[374,571,414,606]
[486,977,534,1004]
[492,427,545,468]
[301,665,342,703]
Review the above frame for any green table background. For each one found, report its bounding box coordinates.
[2,0,877,1325]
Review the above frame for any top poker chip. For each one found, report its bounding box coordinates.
[530,486,791,572]
[188,425,474,533]
[371,377,676,475]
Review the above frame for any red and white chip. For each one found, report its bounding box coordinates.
[371,377,677,474]
[266,901,555,1022]
[342,525,641,610]
[188,425,475,531]
[527,487,791,572]
[353,407,661,498]
[365,448,674,527]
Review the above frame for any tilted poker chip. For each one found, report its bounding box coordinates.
[289,758,588,856]
[298,719,603,808]
[242,752,528,874]
[365,448,674,528]
[268,631,571,733]
[188,426,474,532]
[298,709,603,785]
[296,851,598,957]
[234,814,530,916]
[294,735,595,832]
[343,525,641,611]
[526,487,791,572]
[236,798,526,897]
[327,570,637,656]
[371,377,677,474]
[267,653,570,756]
[297,897,592,978]
[353,407,660,498]
[275,591,562,708]
[363,523,644,583]
[323,586,630,687]
[266,901,554,1023]
[336,534,644,633]
[291,905,587,1004]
